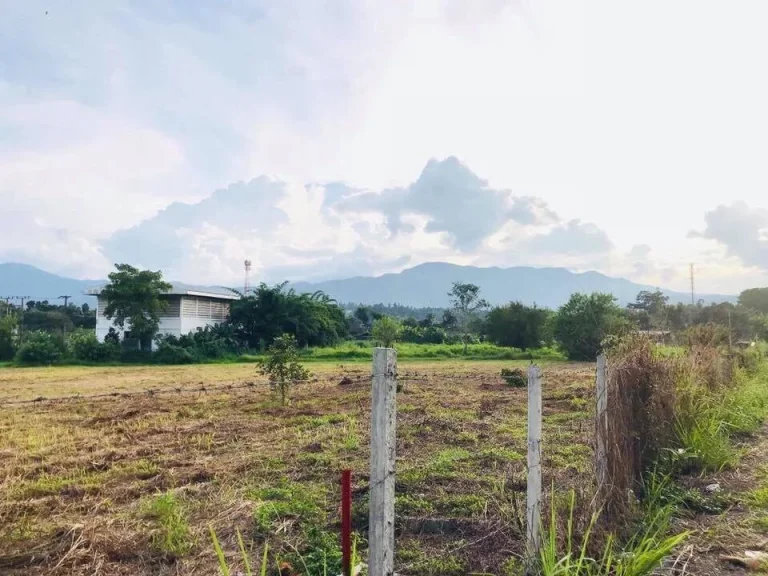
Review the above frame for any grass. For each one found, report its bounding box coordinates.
[143,492,193,557]
[0,360,595,575]
[674,364,768,473]
[539,489,689,576]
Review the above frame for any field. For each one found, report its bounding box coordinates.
[0,359,600,575]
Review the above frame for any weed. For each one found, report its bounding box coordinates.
[144,492,192,557]
[538,490,688,576]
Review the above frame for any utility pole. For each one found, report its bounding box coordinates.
[17,296,29,342]
[689,263,695,305]
[58,295,72,308]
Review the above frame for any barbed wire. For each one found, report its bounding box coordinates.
[0,376,434,408]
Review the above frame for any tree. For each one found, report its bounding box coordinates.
[354,306,372,327]
[448,282,489,354]
[228,283,348,349]
[441,309,458,330]
[738,288,768,314]
[554,292,629,360]
[627,290,669,330]
[484,302,551,349]
[372,316,401,348]
[101,264,172,350]
[418,313,435,329]
[0,315,17,361]
[260,334,310,405]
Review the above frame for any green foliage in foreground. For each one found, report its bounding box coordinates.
[540,489,688,576]
[672,362,768,473]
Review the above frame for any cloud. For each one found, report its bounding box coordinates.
[691,202,768,270]
[98,157,615,284]
[335,157,559,251]
[525,219,613,256]
[0,210,109,278]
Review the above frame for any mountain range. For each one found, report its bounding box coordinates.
[0,261,734,309]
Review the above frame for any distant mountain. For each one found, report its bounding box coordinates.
[291,262,735,308]
[0,263,101,306]
[0,261,735,309]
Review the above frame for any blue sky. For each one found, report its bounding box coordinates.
[3,1,768,293]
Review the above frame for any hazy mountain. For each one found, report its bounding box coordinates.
[291,262,735,308]
[0,261,735,309]
[0,263,101,306]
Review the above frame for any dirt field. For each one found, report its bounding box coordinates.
[0,360,597,575]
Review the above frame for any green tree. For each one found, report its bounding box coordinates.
[101,264,172,350]
[372,316,402,348]
[484,302,551,349]
[627,290,669,330]
[448,282,489,354]
[738,287,768,314]
[354,306,372,327]
[554,292,629,360]
[228,283,347,349]
[260,334,310,405]
[0,314,17,361]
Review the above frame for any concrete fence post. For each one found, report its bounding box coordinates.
[369,347,397,576]
[527,364,543,562]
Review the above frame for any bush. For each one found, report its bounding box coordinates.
[15,331,66,365]
[0,315,17,361]
[68,329,120,362]
[372,316,402,348]
[154,342,197,364]
[500,367,526,387]
[554,292,630,360]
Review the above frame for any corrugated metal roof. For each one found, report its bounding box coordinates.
[84,282,240,300]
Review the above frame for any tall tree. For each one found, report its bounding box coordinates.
[484,302,551,349]
[554,292,629,360]
[738,287,768,314]
[101,264,172,350]
[627,290,669,330]
[448,282,489,354]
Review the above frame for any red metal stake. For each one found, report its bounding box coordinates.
[341,469,352,576]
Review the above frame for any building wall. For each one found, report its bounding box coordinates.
[94,294,229,349]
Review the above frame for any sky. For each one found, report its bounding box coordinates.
[2,0,768,294]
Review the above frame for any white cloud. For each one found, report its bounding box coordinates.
[4,1,768,294]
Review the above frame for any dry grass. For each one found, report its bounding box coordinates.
[0,360,595,575]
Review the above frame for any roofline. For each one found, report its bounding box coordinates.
[83,287,239,301]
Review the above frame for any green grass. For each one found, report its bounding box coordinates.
[539,490,689,576]
[143,492,193,557]
[300,342,565,361]
[674,365,768,473]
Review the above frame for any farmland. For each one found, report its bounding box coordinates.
[4,358,768,576]
[0,359,595,575]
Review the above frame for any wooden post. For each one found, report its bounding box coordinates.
[527,364,542,561]
[595,354,608,490]
[369,348,397,576]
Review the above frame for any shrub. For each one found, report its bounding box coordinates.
[15,331,67,365]
[0,315,17,361]
[554,293,629,360]
[500,367,526,387]
[68,329,119,362]
[154,342,197,364]
[683,323,729,348]
[372,316,402,348]
[261,334,310,405]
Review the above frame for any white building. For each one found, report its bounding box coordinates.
[85,283,239,347]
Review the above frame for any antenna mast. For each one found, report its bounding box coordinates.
[689,263,695,305]
[244,260,252,294]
